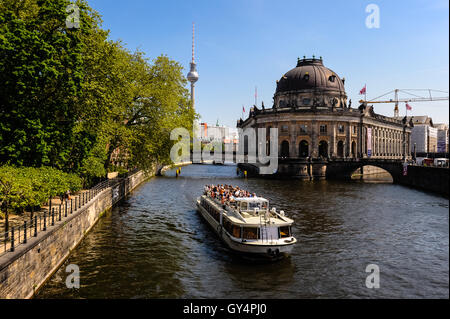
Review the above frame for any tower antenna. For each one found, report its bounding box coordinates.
[187,22,199,110]
[192,22,195,63]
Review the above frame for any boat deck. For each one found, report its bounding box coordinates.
[205,196,293,226]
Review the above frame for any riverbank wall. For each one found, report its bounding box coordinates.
[157,161,192,175]
[397,165,449,197]
[238,162,448,197]
[0,170,151,299]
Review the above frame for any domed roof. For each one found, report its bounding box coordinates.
[276,57,345,95]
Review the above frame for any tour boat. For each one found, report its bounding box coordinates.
[196,192,296,260]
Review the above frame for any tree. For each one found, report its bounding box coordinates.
[112,54,196,172]
[0,0,97,170]
[0,0,197,184]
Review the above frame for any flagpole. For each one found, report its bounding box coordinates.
[365,83,367,105]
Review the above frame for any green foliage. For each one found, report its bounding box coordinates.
[0,0,196,182]
[0,0,93,168]
[0,166,81,208]
[0,165,81,231]
[107,165,128,175]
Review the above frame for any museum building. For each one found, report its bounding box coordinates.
[237,57,412,161]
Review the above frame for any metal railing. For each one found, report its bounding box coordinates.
[0,177,125,257]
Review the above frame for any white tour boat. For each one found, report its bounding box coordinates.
[196,190,296,260]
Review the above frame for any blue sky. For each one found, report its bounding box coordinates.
[88,0,449,126]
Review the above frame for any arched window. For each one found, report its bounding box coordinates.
[337,141,344,158]
[299,140,309,158]
[280,140,290,158]
[244,135,249,155]
[319,140,328,158]
[266,126,272,156]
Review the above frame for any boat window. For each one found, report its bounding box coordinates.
[232,225,241,238]
[279,226,291,238]
[240,202,248,211]
[212,209,220,222]
[261,201,268,210]
[243,227,258,240]
[248,202,261,210]
[223,218,233,234]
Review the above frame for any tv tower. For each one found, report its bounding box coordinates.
[187,23,199,110]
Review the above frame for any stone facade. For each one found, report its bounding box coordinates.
[237,57,412,167]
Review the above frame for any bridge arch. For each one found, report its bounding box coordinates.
[326,159,404,183]
[350,165,393,182]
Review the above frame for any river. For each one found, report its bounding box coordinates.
[36,164,449,299]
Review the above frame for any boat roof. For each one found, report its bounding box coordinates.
[201,195,293,226]
[234,197,268,202]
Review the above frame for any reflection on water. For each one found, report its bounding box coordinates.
[37,164,449,299]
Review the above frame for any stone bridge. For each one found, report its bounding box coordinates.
[237,158,448,196]
[326,158,406,182]
[238,158,405,181]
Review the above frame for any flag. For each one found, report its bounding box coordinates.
[359,85,366,95]
[406,103,412,111]
[243,106,245,113]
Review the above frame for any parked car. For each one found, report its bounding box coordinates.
[434,158,449,167]
[422,158,434,166]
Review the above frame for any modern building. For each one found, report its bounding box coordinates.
[237,57,412,164]
[410,125,429,153]
[195,122,239,150]
[409,116,440,153]
[435,123,449,153]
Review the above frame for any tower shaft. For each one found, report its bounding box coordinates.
[187,22,199,110]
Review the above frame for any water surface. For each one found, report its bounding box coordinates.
[37,164,449,299]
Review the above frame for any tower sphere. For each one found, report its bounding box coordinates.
[187,63,199,83]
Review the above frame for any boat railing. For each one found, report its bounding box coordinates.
[259,210,272,243]
[206,195,247,223]
[229,207,247,223]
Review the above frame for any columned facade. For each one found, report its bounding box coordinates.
[237,57,412,178]
[243,113,411,161]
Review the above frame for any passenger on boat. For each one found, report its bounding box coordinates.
[204,184,257,206]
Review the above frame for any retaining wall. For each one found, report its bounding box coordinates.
[398,165,449,197]
[0,170,150,299]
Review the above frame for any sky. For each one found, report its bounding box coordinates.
[88,0,449,127]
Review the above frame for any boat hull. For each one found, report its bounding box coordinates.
[196,199,296,260]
